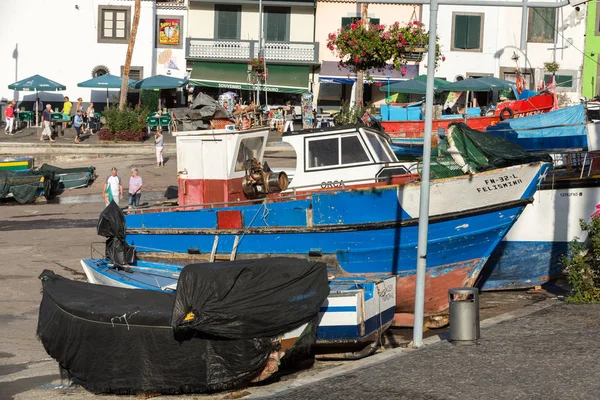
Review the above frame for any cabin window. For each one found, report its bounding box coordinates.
[366,133,394,163]
[235,136,265,171]
[308,138,339,168]
[527,8,555,43]
[341,136,370,164]
[451,13,483,52]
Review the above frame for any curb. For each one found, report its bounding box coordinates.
[55,191,167,204]
[246,297,561,399]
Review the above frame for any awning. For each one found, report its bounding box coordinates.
[190,62,310,94]
[318,61,418,84]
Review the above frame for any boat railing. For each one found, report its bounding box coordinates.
[90,242,105,259]
[539,151,600,180]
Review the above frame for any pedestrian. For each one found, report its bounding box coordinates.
[4,102,15,135]
[75,97,84,113]
[155,129,164,167]
[34,98,44,126]
[61,96,72,132]
[128,168,143,209]
[102,167,123,206]
[39,104,55,142]
[73,109,84,144]
[283,101,295,132]
[86,102,95,134]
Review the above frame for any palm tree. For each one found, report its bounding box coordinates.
[119,0,141,111]
[355,4,369,105]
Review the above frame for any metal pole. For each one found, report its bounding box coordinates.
[387,75,391,120]
[257,0,263,106]
[358,0,567,7]
[520,0,528,51]
[412,0,438,348]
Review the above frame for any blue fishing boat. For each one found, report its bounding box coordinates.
[80,257,397,358]
[122,122,550,327]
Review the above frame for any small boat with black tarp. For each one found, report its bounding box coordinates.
[37,254,328,394]
[38,164,96,190]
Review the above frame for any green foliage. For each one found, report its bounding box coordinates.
[334,101,372,125]
[103,104,151,134]
[97,128,148,142]
[561,216,600,303]
[140,90,159,113]
[544,61,560,73]
[326,20,443,77]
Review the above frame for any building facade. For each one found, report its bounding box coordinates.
[423,1,586,105]
[185,0,319,105]
[0,0,187,112]
[582,1,600,99]
[314,1,420,110]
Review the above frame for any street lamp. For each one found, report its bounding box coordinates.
[386,74,391,120]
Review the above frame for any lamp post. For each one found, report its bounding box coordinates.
[386,74,391,120]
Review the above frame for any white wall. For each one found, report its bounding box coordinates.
[0,0,186,108]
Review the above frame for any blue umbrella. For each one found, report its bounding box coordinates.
[78,74,136,107]
[130,75,188,90]
[8,75,66,126]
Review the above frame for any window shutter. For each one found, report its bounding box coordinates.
[454,15,468,49]
[266,7,289,42]
[466,16,481,49]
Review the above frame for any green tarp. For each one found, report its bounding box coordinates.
[190,62,309,94]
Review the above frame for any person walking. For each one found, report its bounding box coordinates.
[60,96,72,133]
[34,98,44,126]
[86,102,95,134]
[102,167,123,206]
[155,129,164,167]
[283,101,295,132]
[39,104,55,142]
[73,109,84,143]
[128,168,143,209]
[4,102,15,135]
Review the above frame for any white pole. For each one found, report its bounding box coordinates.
[257,0,263,107]
[35,89,39,127]
[412,0,438,348]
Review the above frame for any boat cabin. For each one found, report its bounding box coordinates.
[282,126,413,191]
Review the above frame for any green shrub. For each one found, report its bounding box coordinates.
[103,105,151,134]
[561,216,600,303]
[140,90,159,114]
[334,101,373,125]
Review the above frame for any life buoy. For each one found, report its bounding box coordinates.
[499,107,514,121]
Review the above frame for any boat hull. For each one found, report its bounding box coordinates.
[479,179,600,290]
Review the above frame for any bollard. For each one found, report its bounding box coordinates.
[448,287,480,344]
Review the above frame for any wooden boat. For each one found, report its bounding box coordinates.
[120,123,550,327]
[0,157,34,171]
[381,92,554,138]
[80,257,396,358]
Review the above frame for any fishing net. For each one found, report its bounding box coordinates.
[419,122,552,179]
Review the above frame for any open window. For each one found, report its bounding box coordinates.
[235,136,265,171]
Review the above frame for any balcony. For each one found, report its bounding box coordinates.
[186,38,319,65]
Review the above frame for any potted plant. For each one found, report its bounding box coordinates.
[248,57,267,81]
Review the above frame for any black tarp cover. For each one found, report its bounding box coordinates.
[172,258,330,339]
[37,270,276,394]
[97,201,135,266]
[0,170,51,203]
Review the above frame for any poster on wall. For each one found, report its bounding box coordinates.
[158,18,181,46]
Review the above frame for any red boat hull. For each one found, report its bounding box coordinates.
[382,93,554,138]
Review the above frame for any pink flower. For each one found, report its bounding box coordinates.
[351,23,357,30]
[441,56,446,62]
[376,82,383,87]
[354,57,360,63]
[401,67,407,75]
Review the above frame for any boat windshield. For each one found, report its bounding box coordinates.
[235,136,265,171]
[366,132,395,162]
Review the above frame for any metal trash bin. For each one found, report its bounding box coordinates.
[449,287,480,343]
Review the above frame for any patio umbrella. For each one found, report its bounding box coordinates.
[475,76,514,90]
[130,75,188,90]
[379,75,450,95]
[8,74,66,126]
[77,74,136,108]
[443,77,505,110]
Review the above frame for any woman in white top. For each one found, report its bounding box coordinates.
[86,103,95,135]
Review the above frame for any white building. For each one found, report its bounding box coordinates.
[423,1,586,105]
[0,0,188,112]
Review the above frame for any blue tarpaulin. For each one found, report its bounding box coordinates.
[486,104,587,150]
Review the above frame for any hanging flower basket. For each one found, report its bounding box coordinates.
[400,47,427,62]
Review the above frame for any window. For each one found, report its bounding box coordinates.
[235,137,265,171]
[528,8,555,43]
[121,66,143,81]
[451,13,483,51]
[308,138,339,168]
[544,74,574,89]
[341,17,380,28]
[366,133,393,162]
[265,7,290,42]
[341,136,370,165]
[98,6,130,44]
[215,4,241,40]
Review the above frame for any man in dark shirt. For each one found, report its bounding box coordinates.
[39,104,55,142]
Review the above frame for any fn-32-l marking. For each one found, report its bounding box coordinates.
[477,174,523,193]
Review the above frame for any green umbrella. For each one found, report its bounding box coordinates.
[8,75,66,127]
[443,77,497,92]
[474,76,514,90]
[379,75,450,94]
[78,74,136,107]
[130,75,188,90]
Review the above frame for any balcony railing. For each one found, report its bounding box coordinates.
[186,38,319,64]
